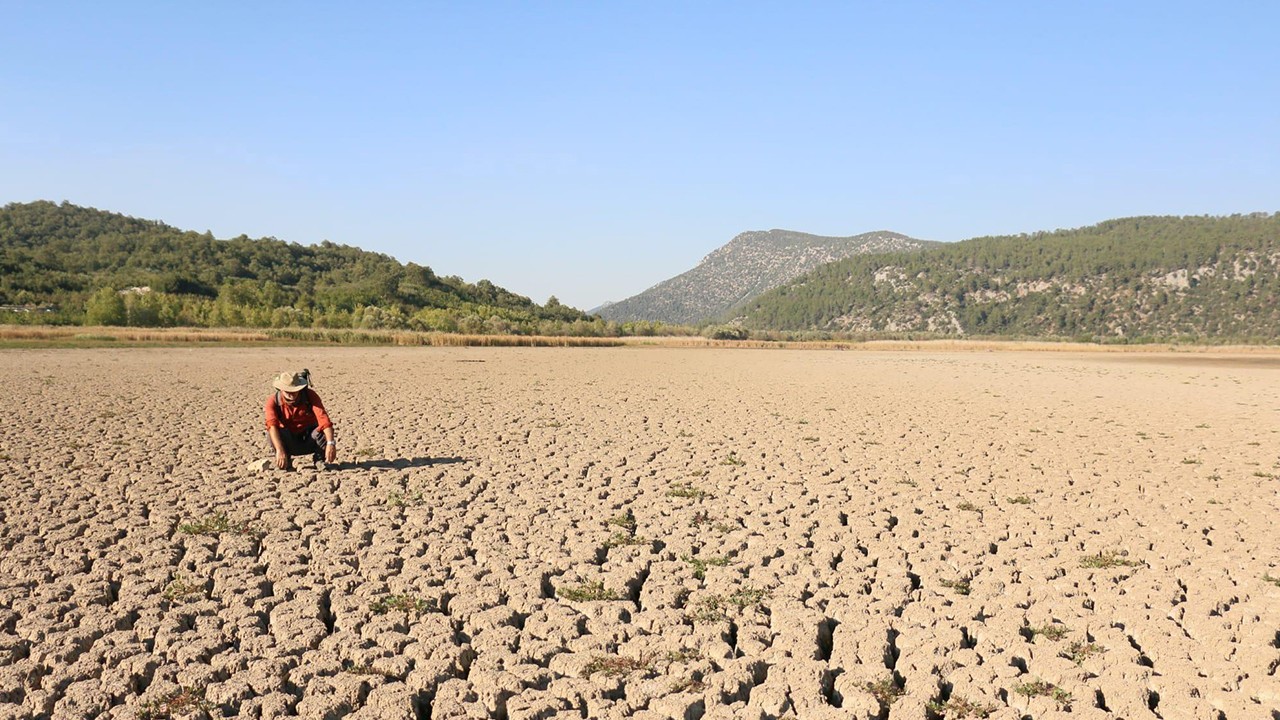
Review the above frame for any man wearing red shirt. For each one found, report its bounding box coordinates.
[265,369,337,470]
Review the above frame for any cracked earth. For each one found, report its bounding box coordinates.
[1,346,1278,719]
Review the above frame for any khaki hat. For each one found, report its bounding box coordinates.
[272,369,311,392]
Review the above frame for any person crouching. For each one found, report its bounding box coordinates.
[265,369,336,470]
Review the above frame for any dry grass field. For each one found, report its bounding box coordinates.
[1,346,1278,719]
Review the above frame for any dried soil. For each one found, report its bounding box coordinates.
[1,347,1278,719]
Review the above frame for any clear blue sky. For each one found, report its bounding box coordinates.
[2,2,1276,310]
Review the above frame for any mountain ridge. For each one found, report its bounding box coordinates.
[597,229,938,324]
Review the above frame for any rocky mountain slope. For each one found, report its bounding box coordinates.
[736,214,1280,341]
[597,229,937,325]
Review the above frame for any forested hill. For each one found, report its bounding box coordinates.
[736,214,1280,342]
[0,201,593,333]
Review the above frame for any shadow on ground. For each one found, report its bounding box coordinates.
[339,456,466,470]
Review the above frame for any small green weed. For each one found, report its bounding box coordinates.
[713,521,737,533]
[956,501,980,512]
[178,513,257,537]
[1079,551,1140,569]
[581,654,651,678]
[355,448,378,458]
[1180,458,1201,465]
[1013,678,1071,707]
[1006,495,1032,505]
[1262,574,1280,587]
[162,575,203,603]
[369,594,434,615]
[939,578,971,595]
[682,554,730,580]
[1061,641,1103,664]
[557,581,619,602]
[689,468,706,477]
[603,530,648,549]
[1027,624,1069,641]
[720,452,745,466]
[136,685,213,719]
[866,676,903,709]
[689,587,767,622]
[927,695,997,718]
[607,512,636,531]
[387,490,423,507]
[667,483,709,499]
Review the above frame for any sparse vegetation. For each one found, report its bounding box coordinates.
[1262,573,1280,588]
[667,483,709,499]
[162,575,203,603]
[581,654,651,678]
[927,695,997,718]
[369,594,434,615]
[1006,495,1032,504]
[1027,624,1070,642]
[939,578,972,595]
[136,685,213,719]
[557,581,619,602]
[1061,641,1104,664]
[355,448,378,458]
[1013,678,1072,707]
[689,586,767,622]
[387,490,423,507]
[1079,550,1140,569]
[603,530,648,549]
[866,676,903,709]
[956,501,980,512]
[607,512,636,531]
[682,554,730,580]
[720,452,745,466]
[177,513,257,537]
[1181,458,1201,464]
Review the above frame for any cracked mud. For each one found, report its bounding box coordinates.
[1,347,1278,719]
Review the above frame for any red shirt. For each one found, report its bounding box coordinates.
[264,389,333,433]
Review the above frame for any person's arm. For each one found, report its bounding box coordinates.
[322,425,336,463]
[310,391,337,463]
[265,396,289,469]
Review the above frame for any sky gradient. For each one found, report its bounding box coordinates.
[3,2,1277,310]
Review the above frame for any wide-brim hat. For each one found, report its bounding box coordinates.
[272,370,310,392]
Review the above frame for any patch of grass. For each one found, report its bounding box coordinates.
[682,554,730,580]
[136,685,213,719]
[161,575,203,603]
[866,676,903,709]
[0,454,10,461]
[1027,624,1069,642]
[939,578,971,595]
[898,478,918,487]
[1006,495,1032,505]
[581,654,652,678]
[1262,573,1280,587]
[797,419,809,425]
[1013,678,1071,707]
[369,594,435,615]
[1180,458,1201,465]
[689,510,712,527]
[177,513,257,537]
[676,430,693,438]
[667,483,709,499]
[720,452,745,467]
[386,490,423,507]
[956,501,980,512]
[689,468,706,477]
[603,530,648,549]
[927,695,997,718]
[665,648,703,663]
[669,677,708,693]
[355,448,378,458]
[557,580,619,602]
[1079,550,1140,569]
[689,587,768,622]
[1061,641,1104,664]
[802,436,819,442]
[1253,471,1275,479]
[713,521,737,533]
[607,512,636,531]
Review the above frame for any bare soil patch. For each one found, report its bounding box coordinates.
[1,347,1277,718]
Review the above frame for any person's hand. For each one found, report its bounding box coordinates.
[275,448,289,470]
[325,443,337,464]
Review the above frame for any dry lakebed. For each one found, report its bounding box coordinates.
[1,346,1278,719]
